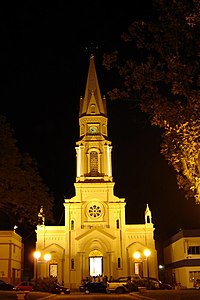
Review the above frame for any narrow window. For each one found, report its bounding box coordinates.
[116,219,119,229]
[117,257,121,268]
[90,151,98,176]
[146,215,150,223]
[71,259,74,269]
[71,220,74,230]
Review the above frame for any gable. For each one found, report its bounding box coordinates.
[75,228,116,241]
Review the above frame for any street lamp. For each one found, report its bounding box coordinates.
[44,253,51,261]
[33,251,41,289]
[144,249,151,289]
[133,251,141,276]
[133,251,141,260]
[44,253,51,277]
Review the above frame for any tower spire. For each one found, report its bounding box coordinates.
[79,55,107,117]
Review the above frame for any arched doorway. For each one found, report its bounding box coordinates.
[89,250,103,277]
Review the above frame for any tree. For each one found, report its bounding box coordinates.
[0,115,54,229]
[103,0,200,203]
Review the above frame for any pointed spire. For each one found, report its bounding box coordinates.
[145,204,152,224]
[79,54,107,117]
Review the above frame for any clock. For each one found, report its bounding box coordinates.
[89,126,98,134]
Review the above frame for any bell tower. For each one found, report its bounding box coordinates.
[64,54,126,230]
[76,54,113,182]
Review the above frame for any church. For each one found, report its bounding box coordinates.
[35,55,158,289]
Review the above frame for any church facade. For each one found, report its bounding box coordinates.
[35,55,158,288]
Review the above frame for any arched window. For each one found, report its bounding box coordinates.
[116,219,120,229]
[117,257,121,268]
[90,151,98,176]
[90,104,96,114]
[71,220,74,230]
[146,215,151,223]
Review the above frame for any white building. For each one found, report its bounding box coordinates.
[163,229,200,288]
[35,55,158,289]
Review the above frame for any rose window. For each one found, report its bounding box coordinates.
[88,205,102,218]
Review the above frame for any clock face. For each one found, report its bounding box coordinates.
[89,126,98,134]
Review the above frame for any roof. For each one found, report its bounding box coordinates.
[163,229,200,247]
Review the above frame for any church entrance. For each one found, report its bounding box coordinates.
[89,250,103,277]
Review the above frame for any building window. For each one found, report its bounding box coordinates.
[189,271,200,282]
[71,220,74,230]
[71,259,74,269]
[116,219,119,229]
[188,246,200,255]
[90,151,98,176]
[117,257,121,268]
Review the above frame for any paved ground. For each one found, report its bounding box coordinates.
[25,289,200,300]
[1,289,200,300]
[130,289,200,300]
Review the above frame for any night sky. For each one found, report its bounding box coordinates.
[1,0,200,251]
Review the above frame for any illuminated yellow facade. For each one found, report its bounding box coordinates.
[35,55,158,288]
[0,230,23,285]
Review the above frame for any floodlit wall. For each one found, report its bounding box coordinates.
[0,231,23,285]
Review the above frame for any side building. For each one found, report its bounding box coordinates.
[0,230,23,285]
[163,229,200,288]
[35,55,158,289]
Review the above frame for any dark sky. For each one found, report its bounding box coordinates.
[1,0,200,248]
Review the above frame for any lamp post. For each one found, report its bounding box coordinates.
[133,251,141,260]
[33,251,41,289]
[44,253,51,277]
[144,249,151,289]
[133,251,141,276]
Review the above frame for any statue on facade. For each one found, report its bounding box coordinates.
[38,205,45,225]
